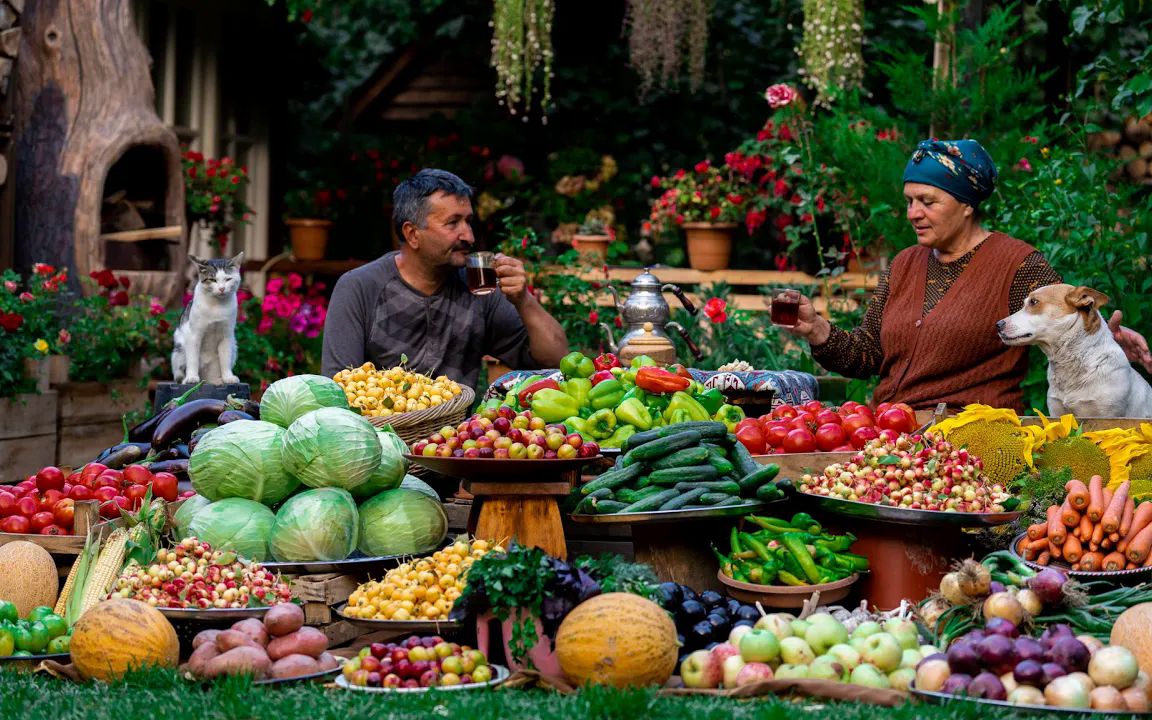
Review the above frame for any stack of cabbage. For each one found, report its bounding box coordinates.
[180,375,448,562]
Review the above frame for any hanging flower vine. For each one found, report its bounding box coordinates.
[491,0,556,119]
[625,0,712,99]
[797,0,864,106]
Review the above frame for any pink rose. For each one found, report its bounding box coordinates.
[149,298,165,316]
[19,292,33,302]
[765,83,798,109]
[287,273,303,290]
[3,281,17,293]
[266,277,283,294]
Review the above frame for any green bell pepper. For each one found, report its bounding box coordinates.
[563,416,589,435]
[630,355,658,369]
[620,386,648,404]
[586,409,618,439]
[694,388,725,415]
[530,388,581,423]
[588,379,624,410]
[615,398,653,430]
[714,403,746,431]
[600,424,637,449]
[559,352,596,379]
[560,378,592,410]
[663,391,710,424]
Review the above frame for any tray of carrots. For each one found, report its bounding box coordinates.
[1010,474,1152,582]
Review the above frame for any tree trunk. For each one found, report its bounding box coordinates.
[11,0,186,303]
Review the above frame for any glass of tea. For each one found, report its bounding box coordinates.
[770,288,802,327]
[466,252,498,296]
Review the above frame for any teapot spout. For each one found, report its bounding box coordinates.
[605,285,625,316]
[599,323,619,354]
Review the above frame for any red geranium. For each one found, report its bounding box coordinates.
[703,298,728,324]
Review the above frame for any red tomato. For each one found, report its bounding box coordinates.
[814,423,848,452]
[735,418,762,435]
[735,424,767,455]
[893,402,917,420]
[93,475,121,491]
[782,428,818,454]
[98,500,121,520]
[838,401,861,415]
[854,405,875,420]
[763,423,791,448]
[39,489,65,512]
[878,407,916,433]
[877,428,901,444]
[123,484,148,510]
[150,472,179,502]
[122,464,153,486]
[841,413,875,435]
[0,492,16,517]
[40,525,66,536]
[875,402,892,416]
[35,466,65,493]
[92,486,118,504]
[850,426,881,449]
[791,412,817,429]
[68,485,93,501]
[0,515,30,534]
[771,404,798,420]
[29,511,55,533]
[814,410,841,427]
[16,496,38,518]
[802,400,826,415]
[80,463,107,485]
[52,498,74,529]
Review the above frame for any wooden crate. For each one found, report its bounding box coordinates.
[55,380,151,468]
[287,573,360,626]
[0,500,100,554]
[0,392,58,484]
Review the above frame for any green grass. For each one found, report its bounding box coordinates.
[0,670,1092,720]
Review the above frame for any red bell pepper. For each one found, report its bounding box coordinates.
[594,352,622,372]
[635,366,692,394]
[517,378,561,406]
[668,363,694,380]
[589,370,615,386]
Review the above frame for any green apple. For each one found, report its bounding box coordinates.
[722,655,746,689]
[887,667,916,691]
[850,621,882,640]
[729,624,755,647]
[754,613,795,640]
[739,630,781,664]
[826,643,862,671]
[850,663,892,689]
[859,633,903,673]
[805,616,849,655]
[680,649,723,689]
[774,663,810,680]
[779,636,816,666]
[850,636,871,655]
[809,655,846,682]
[900,649,923,670]
[882,618,921,651]
[790,619,811,638]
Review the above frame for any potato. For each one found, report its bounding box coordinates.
[264,603,305,637]
[184,641,221,677]
[267,627,328,661]
[203,646,272,679]
[270,653,321,679]
[231,618,269,647]
[191,629,221,650]
[216,629,259,652]
[317,652,340,671]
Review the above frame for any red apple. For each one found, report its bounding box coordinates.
[814,423,847,452]
[850,426,881,449]
[35,466,65,493]
[782,428,817,454]
[29,510,55,533]
[0,515,30,534]
[16,496,38,518]
[0,491,17,517]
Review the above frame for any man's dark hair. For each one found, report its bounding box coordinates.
[392,169,474,239]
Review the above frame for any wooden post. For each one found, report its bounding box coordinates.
[930,0,956,138]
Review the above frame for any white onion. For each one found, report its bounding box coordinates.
[1045,675,1091,708]
[1087,646,1140,690]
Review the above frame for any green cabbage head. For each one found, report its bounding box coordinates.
[270,488,359,562]
[173,494,212,538]
[357,488,447,557]
[189,420,300,504]
[187,498,276,560]
[350,429,410,499]
[281,408,382,492]
[260,374,349,428]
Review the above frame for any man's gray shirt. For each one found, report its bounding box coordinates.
[320,252,537,388]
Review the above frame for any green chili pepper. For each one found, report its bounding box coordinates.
[789,513,822,534]
[782,532,822,584]
[739,532,774,565]
[746,515,797,535]
[777,570,808,586]
[730,527,743,555]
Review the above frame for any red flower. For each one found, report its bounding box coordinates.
[0,311,23,332]
[3,281,15,292]
[727,193,744,205]
[674,169,686,180]
[32,263,55,275]
[650,176,661,189]
[709,206,722,220]
[301,8,313,22]
[58,329,71,345]
[764,83,798,109]
[588,310,599,324]
[773,179,789,198]
[801,213,814,224]
[18,292,33,302]
[1015,157,1033,172]
[815,195,826,212]
[778,124,794,142]
[774,214,793,230]
[614,316,623,329]
[694,160,710,174]
[90,269,118,289]
[109,290,129,307]
[703,297,728,324]
[790,193,803,206]
[745,209,767,233]
[118,275,131,289]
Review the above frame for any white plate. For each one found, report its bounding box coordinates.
[333,664,509,693]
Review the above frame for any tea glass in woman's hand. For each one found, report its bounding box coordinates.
[769,288,801,327]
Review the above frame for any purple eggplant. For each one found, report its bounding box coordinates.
[151,398,228,449]
[216,409,255,425]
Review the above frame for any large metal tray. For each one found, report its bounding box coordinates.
[333,664,509,693]
[570,500,772,524]
[405,454,597,482]
[0,652,68,665]
[158,606,271,621]
[261,554,417,576]
[1009,532,1152,584]
[253,666,342,686]
[793,491,1021,528]
[333,603,463,633]
[912,686,1132,715]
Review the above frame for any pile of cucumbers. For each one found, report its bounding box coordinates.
[573,421,783,515]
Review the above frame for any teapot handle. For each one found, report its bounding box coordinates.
[663,284,697,316]
[666,321,703,361]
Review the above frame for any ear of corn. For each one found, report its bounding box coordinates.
[63,533,97,626]
[78,529,129,616]
[55,553,85,616]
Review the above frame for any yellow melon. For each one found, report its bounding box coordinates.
[1111,604,1152,678]
[0,541,59,616]
[555,592,678,688]
[71,599,180,681]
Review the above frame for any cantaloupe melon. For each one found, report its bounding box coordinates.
[0,541,59,616]
[554,592,678,688]
[1110,604,1152,677]
[71,598,180,681]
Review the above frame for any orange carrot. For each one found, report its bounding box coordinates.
[1066,479,1090,510]
[1087,475,1106,521]
[1120,498,1136,537]
[1063,535,1084,563]
[1127,561,1138,570]
[1102,537,1114,550]
[1102,551,1126,571]
[1120,502,1152,553]
[1079,514,1093,540]
[1016,536,1029,554]
[1091,521,1105,548]
[1126,523,1152,564]
[1079,552,1103,571]
[1027,522,1048,540]
[1026,536,1049,553]
[1047,505,1066,545]
[1062,498,1080,528]
[1102,481,1130,533]
[1110,532,1121,543]
[1036,551,1051,566]
[1049,541,1062,559]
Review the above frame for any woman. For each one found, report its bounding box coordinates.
[782,139,1152,411]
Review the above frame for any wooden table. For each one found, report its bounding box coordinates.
[464,475,576,559]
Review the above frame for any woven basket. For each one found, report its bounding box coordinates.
[366,385,476,448]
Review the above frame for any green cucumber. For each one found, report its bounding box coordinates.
[648,465,719,485]
[705,449,735,475]
[756,483,785,502]
[649,446,711,470]
[616,486,665,504]
[702,495,745,507]
[622,428,664,452]
[737,463,780,493]
[573,487,613,514]
[658,488,709,511]
[729,436,762,477]
[658,421,727,440]
[622,489,681,513]
[700,492,738,505]
[591,499,629,514]
[620,430,702,464]
[673,480,741,495]
[581,463,645,494]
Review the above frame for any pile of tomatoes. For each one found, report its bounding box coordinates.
[0,464,189,536]
[733,400,919,455]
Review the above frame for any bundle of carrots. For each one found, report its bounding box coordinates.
[1016,475,1152,572]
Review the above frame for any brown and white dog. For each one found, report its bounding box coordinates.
[997,284,1152,418]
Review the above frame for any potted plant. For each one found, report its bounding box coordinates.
[182,150,252,254]
[648,162,750,270]
[570,216,613,263]
[0,264,72,390]
[283,187,338,261]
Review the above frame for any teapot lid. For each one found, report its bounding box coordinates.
[630,322,674,348]
[631,268,662,290]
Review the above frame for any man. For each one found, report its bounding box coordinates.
[321,169,568,388]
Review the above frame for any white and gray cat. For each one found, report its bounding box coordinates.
[172,253,244,385]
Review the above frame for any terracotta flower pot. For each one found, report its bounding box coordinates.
[682,222,736,271]
[475,612,562,677]
[572,234,611,263]
[285,218,332,261]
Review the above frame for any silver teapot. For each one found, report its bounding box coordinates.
[599,268,703,361]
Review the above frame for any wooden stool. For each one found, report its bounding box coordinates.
[464,473,575,559]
